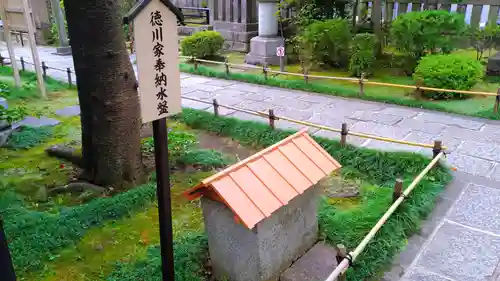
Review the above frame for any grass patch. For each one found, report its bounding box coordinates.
[0,66,68,100]
[179,62,500,120]
[174,108,452,280]
[4,126,54,149]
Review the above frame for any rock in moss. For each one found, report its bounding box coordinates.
[35,186,48,202]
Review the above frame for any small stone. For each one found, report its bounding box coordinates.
[0,97,7,109]
[0,128,16,147]
[35,186,48,202]
[94,244,104,251]
[55,105,80,117]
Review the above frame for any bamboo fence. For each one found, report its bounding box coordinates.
[180,56,500,113]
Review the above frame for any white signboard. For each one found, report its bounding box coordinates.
[276,46,285,57]
[133,0,181,123]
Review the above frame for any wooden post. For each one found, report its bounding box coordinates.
[0,219,16,281]
[22,0,46,98]
[0,2,21,88]
[432,140,442,159]
[336,244,347,281]
[0,55,4,67]
[67,68,72,88]
[340,123,348,147]
[304,69,309,84]
[494,88,500,114]
[262,63,268,80]
[41,61,47,79]
[193,57,198,71]
[393,178,403,202]
[268,109,275,129]
[359,73,365,96]
[20,57,25,71]
[224,57,230,75]
[213,99,219,117]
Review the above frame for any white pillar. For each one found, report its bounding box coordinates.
[257,0,279,37]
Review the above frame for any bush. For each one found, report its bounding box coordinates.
[5,126,54,149]
[413,54,484,100]
[349,33,376,77]
[300,19,352,67]
[181,31,224,59]
[390,10,466,61]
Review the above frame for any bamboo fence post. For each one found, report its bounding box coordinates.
[336,244,347,281]
[268,109,276,129]
[224,57,230,75]
[415,80,424,99]
[262,63,268,80]
[20,57,25,71]
[0,55,4,67]
[432,140,442,159]
[393,178,403,203]
[340,123,348,147]
[41,61,47,79]
[212,99,220,117]
[67,68,72,88]
[193,57,198,71]
[359,73,365,96]
[304,68,309,84]
[494,88,500,114]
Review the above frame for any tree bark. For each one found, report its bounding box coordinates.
[64,0,145,188]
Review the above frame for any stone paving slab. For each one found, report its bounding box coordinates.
[55,105,80,117]
[444,152,495,177]
[414,112,485,130]
[349,111,403,125]
[13,116,60,128]
[414,222,500,281]
[447,184,500,235]
[402,267,455,281]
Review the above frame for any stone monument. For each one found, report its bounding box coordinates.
[487,52,500,76]
[50,0,71,56]
[245,0,284,66]
[184,128,342,281]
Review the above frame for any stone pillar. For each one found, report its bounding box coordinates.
[50,0,71,56]
[245,0,284,66]
[210,0,258,52]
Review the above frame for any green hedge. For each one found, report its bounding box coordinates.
[4,126,54,150]
[181,31,225,59]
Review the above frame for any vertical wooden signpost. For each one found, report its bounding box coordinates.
[124,1,183,280]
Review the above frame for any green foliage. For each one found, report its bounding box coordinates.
[349,33,377,77]
[2,181,158,273]
[413,54,484,99]
[468,24,500,61]
[0,105,27,124]
[390,10,466,62]
[4,126,54,150]
[181,31,225,59]
[178,149,231,168]
[300,19,352,67]
[106,233,208,281]
[175,108,451,280]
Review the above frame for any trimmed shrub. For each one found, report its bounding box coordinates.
[349,33,377,77]
[390,10,466,62]
[181,31,224,59]
[300,19,352,67]
[413,54,484,100]
[5,126,54,149]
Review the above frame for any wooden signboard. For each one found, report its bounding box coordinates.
[124,1,184,280]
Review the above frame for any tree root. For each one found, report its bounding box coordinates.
[49,181,106,195]
[45,145,83,167]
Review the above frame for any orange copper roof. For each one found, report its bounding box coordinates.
[184,128,342,229]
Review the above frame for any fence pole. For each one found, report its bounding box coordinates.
[224,57,230,76]
[340,123,348,147]
[205,9,210,24]
[432,140,442,159]
[20,57,25,71]
[304,69,309,84]
[393,178,403,202]
[262,63,268,80]
[212,99,219,117]
[269,109,275,129]
[335,244,347,281]
[67,68,72,88]
[0,55,4,67]
[41,61,47,79]
[415,81,424,100]
[359,73,365,96]
[193,57,198,71]
[494,88,500,114]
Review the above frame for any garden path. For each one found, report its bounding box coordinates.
[2,43,500,281]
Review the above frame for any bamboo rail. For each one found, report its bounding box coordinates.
[179,56,498,97]
[325,151,446,281]
[181,96,447,150]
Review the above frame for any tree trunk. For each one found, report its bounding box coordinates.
[64,0,145,188]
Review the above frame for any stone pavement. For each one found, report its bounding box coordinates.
[2,43,500,280]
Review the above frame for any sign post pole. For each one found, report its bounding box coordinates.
[0,218,16,281]
[124,1,184,280]
[152,117,175,281]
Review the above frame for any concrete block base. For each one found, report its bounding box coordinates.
[487,52,500,76]
[280,242,338,281]
[245,36,284,66]
[213,21,258,52]
[52,46,72,56]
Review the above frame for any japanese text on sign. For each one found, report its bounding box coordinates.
[151,10,169,115]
